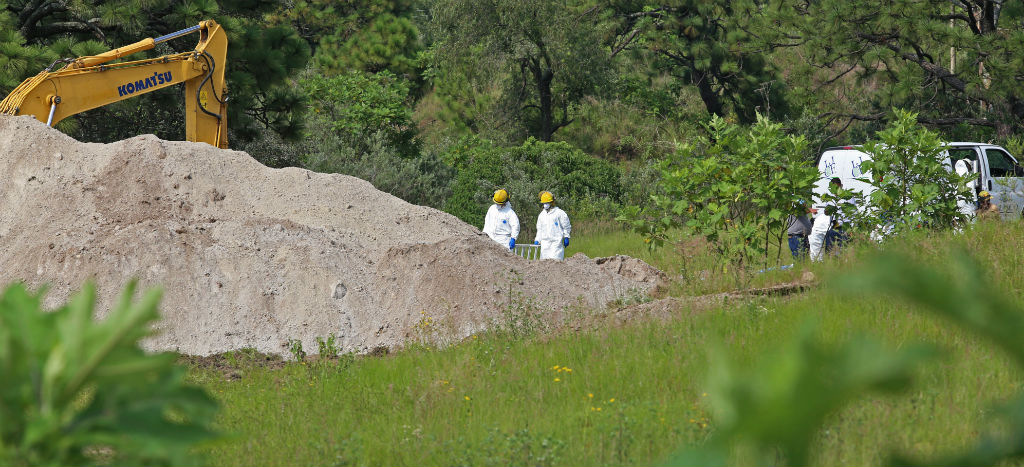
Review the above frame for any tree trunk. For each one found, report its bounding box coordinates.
[532,62,555,141]
[694,70,724,117]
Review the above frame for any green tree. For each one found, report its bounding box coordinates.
[315,13,421,78]
[428,0,614,142]
[268,0,422,79]
[301,69,417,155]
[824,109,974,236]
[619,114,818,273]
[295,69,451,207]
[764,0,1024,137]
[610,0,789,123]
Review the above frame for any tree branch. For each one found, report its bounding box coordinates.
[17,0,47,27]
[858,34,973,96]
[611,28,641,57]
[578,5,600,20]
[30,21,106,40]
[963,3,982,35]
[931,13,972,23]
[20,1,66,39]
[552,116,573,133]
[917,116,996,127]
[624,7,675,19]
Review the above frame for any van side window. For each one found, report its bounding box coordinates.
[985,148,1015,178]
[948,148,978,168]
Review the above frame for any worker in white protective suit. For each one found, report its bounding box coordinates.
[809,178,853,262]
[808,209,832,262]
[533,191,572,260]
[482,189,520,250]
[954,158,978,224]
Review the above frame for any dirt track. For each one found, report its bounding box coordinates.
[0,116,664,356]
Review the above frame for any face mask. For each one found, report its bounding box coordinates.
[542,203,551,210]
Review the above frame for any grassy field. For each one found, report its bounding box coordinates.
[189,220,1024,466]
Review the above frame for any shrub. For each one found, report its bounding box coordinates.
[619,114,818,275]
[442,137,624,229]
[303,129,454,208]
[0,281,217,466]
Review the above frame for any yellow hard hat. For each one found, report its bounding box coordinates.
[539,191,554,203]
[493,189,509,204]
[979,190,991,199]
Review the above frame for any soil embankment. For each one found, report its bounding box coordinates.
[0,116,663,356]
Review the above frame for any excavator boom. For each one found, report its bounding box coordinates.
[0,21,229,149]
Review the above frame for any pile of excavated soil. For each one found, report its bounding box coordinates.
[0,116,664,356]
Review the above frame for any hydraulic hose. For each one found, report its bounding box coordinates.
[201,51,227,104]
[195,52,223,121]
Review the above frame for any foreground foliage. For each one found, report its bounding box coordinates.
[0,282,217,466]
[674,240,1024,466]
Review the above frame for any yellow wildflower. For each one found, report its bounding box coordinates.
[464,395,471,401]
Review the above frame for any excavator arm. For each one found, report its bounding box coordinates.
[0,20,229,149]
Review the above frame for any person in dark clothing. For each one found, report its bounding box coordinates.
[786,203,815,259]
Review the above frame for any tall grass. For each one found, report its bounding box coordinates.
[191,220,1024,466]
[566,220,805,296]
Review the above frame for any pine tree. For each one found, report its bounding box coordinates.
[610,0,789,123]
[428,0,614,142]
[765,0,1024,137]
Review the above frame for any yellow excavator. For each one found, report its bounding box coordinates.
[0,20,229,149]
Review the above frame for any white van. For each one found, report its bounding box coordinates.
[813,143,1024,220]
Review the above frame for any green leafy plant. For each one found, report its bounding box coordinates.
[619,114,818,276]
[316,334,341,359]
[287,338,306,362]
[0,281,217,466]
[495,272,547,340]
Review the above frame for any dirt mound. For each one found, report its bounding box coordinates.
[0,116,663,356]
